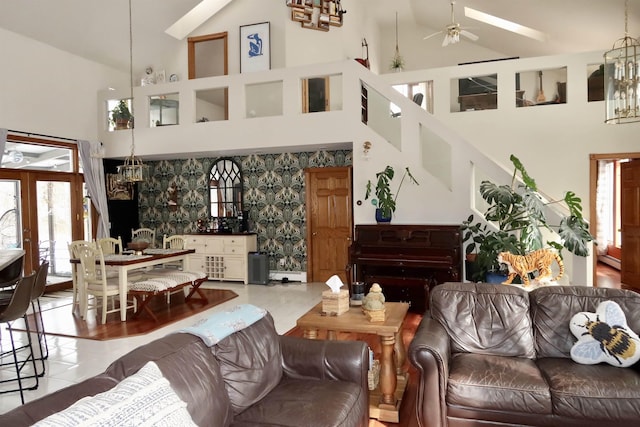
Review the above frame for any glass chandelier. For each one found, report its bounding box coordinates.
[604,0,640,124]
[117,0,149,182]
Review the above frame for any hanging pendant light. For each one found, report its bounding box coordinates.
[604,0,640,124]
[117,0,149,182]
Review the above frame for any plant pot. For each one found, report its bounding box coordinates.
[464,258,478,282]
[375,208,391,223]
[114,119,130,130]
[485,271,508,284]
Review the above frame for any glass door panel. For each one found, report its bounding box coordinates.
[0,179,22,250]
[36,180,73,281]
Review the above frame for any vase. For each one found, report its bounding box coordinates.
[375,208,391,223]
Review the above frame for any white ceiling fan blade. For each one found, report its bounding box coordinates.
[423,31,443,41]
[460,29,479,41]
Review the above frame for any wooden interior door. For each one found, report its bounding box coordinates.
[305,166,352,283]
[621,159,640,288]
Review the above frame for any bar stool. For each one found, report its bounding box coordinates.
[0,273,39,404]
[30,261,49,376]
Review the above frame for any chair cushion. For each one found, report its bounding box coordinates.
[447,353,551,414]
[537,358,640,421]
[212,314,283,414]
[431,283,536,358]
[231,377,364,427]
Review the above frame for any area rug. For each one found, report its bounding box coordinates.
[19,288,238,341]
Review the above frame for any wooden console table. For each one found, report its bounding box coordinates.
[296,302,410,423]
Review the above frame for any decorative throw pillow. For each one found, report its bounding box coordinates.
[34,361,196,427]
[569,300,640,368]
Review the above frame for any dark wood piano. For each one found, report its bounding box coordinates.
[348,224,462,313]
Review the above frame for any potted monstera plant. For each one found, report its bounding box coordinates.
[365,165,419,222]
[461,154,594,282]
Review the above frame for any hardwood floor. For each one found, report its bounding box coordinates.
[596,262,623,289]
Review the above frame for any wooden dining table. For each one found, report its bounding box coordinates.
[72,248,195,321]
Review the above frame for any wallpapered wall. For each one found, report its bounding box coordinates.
[138,150,352,272]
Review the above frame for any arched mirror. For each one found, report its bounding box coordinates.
[209,158,242,218]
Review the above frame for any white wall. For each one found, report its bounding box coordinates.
[0,27,126,141]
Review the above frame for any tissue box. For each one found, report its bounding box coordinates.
[322,289,349,315]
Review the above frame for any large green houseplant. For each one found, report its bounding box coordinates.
[365,166,419,221]
[461,154,594,281]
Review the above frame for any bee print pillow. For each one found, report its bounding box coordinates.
[569,300,640,368]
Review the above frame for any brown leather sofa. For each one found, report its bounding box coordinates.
[409,282,640,427]
[0,313,370,426]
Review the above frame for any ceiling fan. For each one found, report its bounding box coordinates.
[423,1,479,47]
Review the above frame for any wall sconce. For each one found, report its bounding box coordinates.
[363,141,371,159]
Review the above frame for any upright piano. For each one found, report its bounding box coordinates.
[348,224,462,312]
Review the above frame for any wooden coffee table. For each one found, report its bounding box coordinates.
[296,301,410,423]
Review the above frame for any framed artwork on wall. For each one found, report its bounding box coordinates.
[106,173,133,200]
[239,22,270,73]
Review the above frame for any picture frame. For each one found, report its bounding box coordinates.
[155,69,166,84]
[106,173,133,200]
[239,22,270,73]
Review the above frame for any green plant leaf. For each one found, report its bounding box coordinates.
[480,181,517,206]
[564,191,584,218]
[510,154,537,190]
[559,216,594,256]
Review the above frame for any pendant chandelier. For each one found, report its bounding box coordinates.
[604,0,640,124]
[117,0,149,182]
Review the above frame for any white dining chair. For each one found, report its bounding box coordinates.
[67,240,95,315]
[97,236,123,255]
[163,234,187,250]
[131,228,156,248]
[77,244,135,324]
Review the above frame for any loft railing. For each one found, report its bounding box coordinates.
[99,53,603,284]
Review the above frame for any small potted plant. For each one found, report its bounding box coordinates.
[462,154,594,282]
[365,165,419,222]
[111,99,133,130]
[390,50,405,72]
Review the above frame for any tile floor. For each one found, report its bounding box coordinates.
[0,280,326,414]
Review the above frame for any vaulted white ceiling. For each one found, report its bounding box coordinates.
[0,0,638,72]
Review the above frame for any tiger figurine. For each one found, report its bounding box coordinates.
[497,249,564,287]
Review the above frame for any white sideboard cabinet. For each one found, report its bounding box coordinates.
[186,234,257,284]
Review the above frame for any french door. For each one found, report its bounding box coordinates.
[0,170,87,279]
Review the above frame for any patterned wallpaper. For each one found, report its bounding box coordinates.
[138,150,352,272]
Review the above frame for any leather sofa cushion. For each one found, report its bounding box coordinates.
[447,353,551,414]
[431,283,535,358]
[104,332,232,427]
[231,377,364,427]
[538,358,640,421]
[531,286,640,358]
[213,314,283,414]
